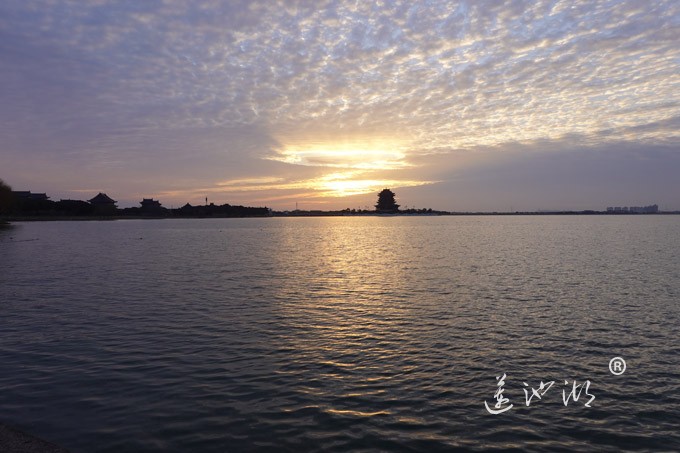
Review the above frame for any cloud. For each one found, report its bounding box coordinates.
[394,139,680,211]
[0,0,678,208]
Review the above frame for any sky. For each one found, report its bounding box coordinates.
[1,0,679,211]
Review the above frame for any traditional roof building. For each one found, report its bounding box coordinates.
[375,188,400,213]
[140,198,162,209]
[88,192,117,214]
[12,191,49,201]
[139,198,164,215]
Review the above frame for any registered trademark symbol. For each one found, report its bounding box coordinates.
[609,357,626,375]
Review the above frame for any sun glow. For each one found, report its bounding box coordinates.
[270,138,412,170]
[201,137,435,200]
[311,171,430,197]
[200,170,433,199]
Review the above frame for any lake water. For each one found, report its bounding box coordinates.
[1,216,679,452]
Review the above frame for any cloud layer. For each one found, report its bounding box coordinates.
[1,0,678,209]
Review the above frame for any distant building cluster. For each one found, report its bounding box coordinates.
[5,190,269,218]
[606,204,658,213]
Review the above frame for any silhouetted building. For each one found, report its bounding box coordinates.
[607,204,658,214]
[173,202,269,217]
[88,192,117,215]
[140,198,161,209]
[12,191,49,201]
[8,190,51,215]
[178,203,193,215]
[375,188,400,213]
[140,198,163,213]
[56,199,94,215]
[630,204,658,213]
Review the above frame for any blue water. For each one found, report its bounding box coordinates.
[1,216,679,451]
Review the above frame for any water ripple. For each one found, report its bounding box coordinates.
[1,217,679,451]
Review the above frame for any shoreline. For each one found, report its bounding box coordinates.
[0,424,69,453]
[1,212,678,222]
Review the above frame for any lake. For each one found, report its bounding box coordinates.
[1,216,679,452]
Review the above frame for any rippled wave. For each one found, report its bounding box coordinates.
[1,217,679,451]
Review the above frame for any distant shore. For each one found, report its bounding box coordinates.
[1,211,678,222]
[273,210,680,217]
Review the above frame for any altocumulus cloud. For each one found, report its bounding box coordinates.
[0,0,678,209]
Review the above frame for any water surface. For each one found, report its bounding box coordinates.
[1,216,679,451]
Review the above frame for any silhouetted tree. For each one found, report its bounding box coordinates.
[0,178,13,215]
[375,188,399,213]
